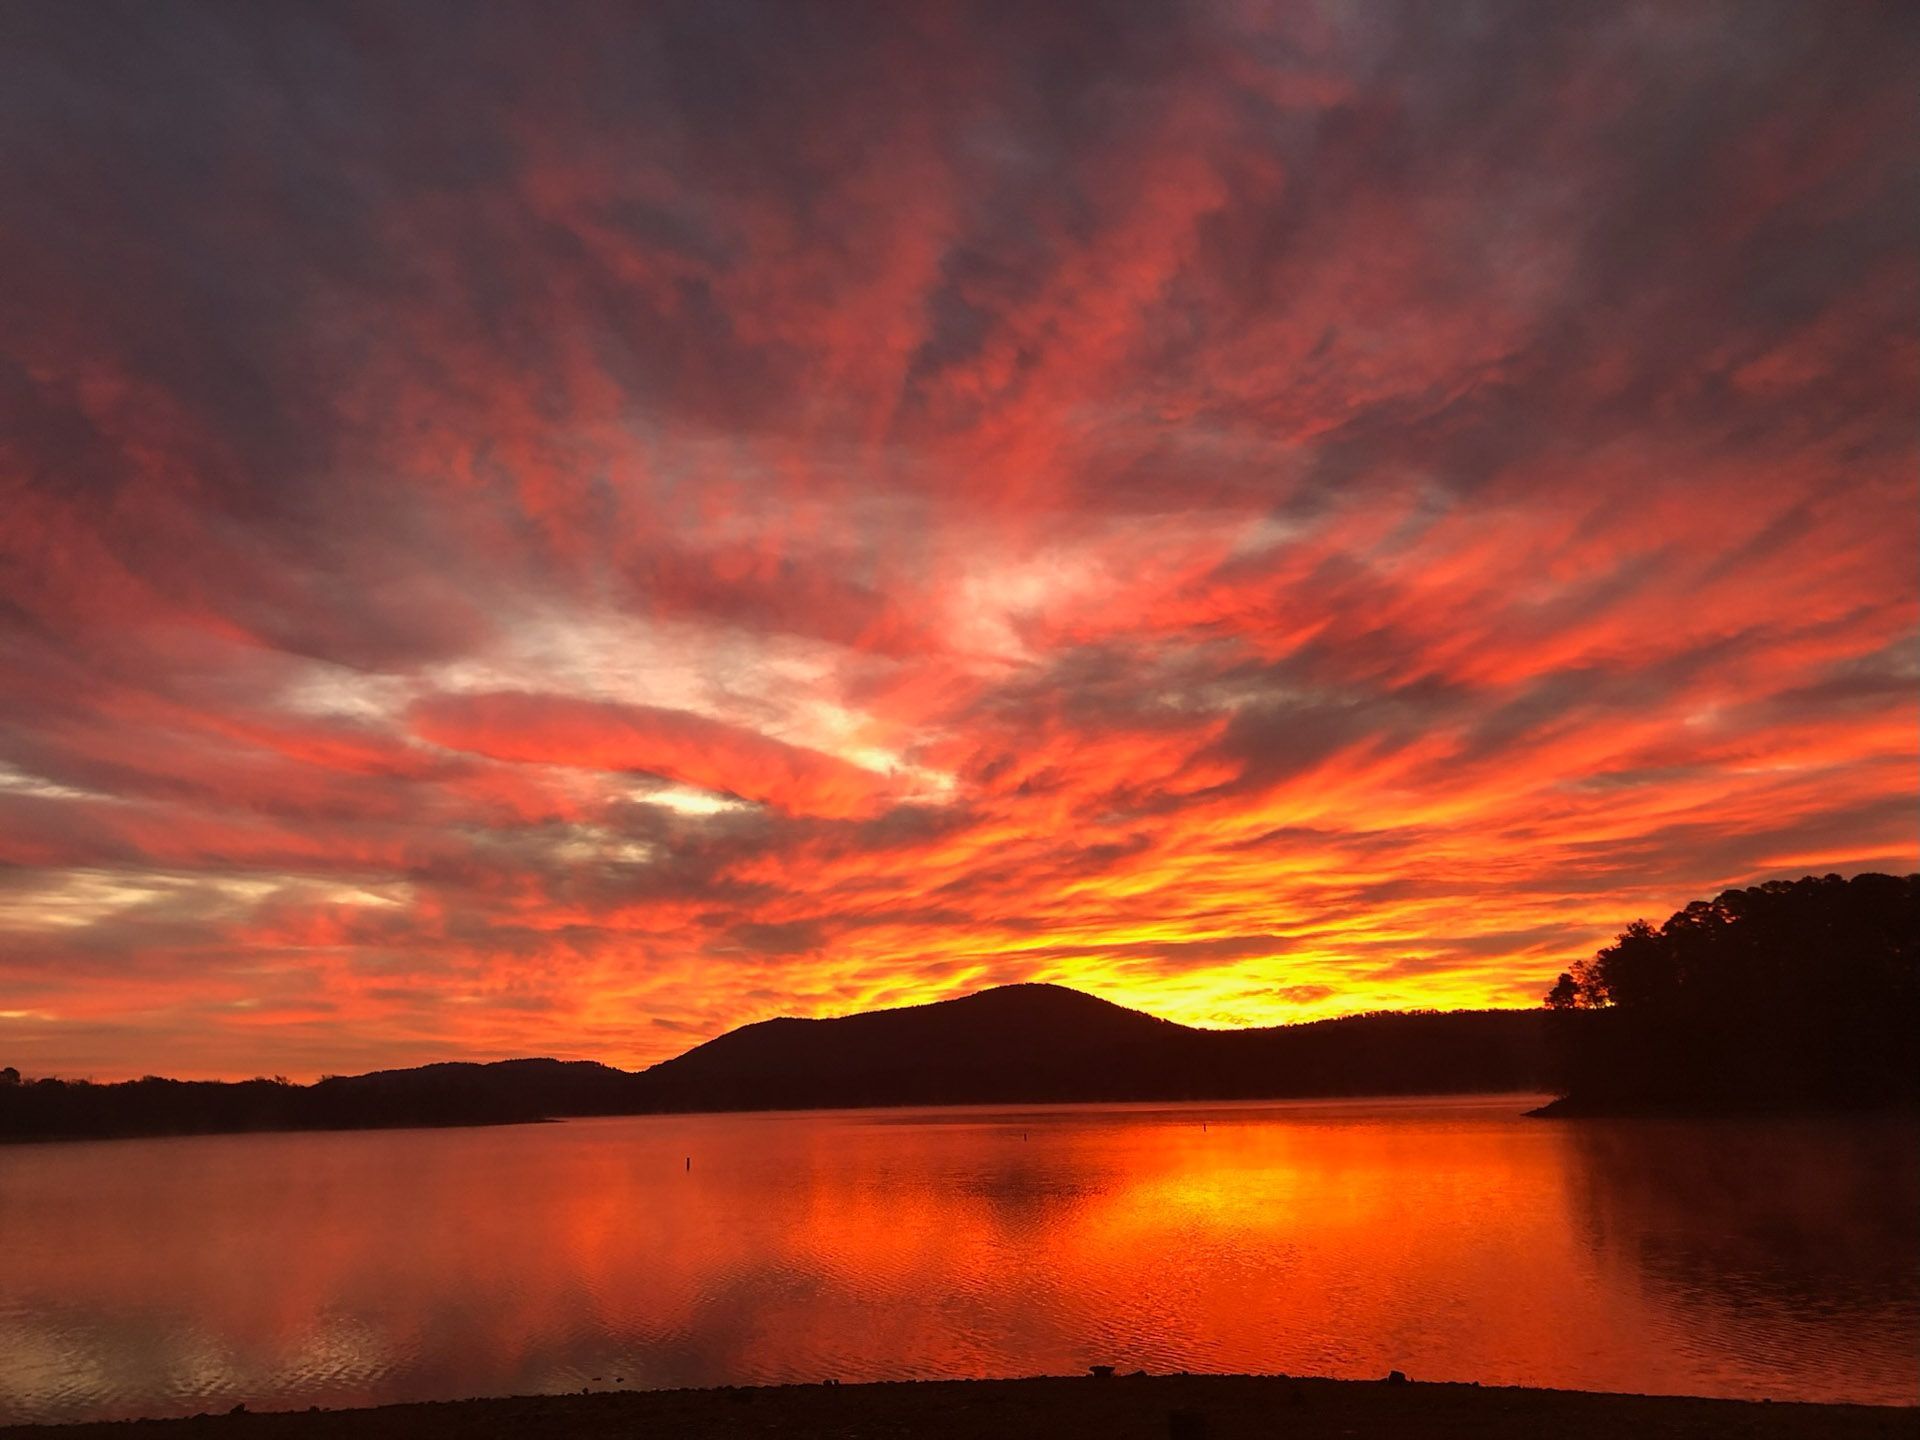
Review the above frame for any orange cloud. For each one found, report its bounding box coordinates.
[0,2,1913,1079]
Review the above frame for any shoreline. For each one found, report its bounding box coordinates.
[3,1089,1554,1148]
[3,1374,1912,1438]
[1525,1094,1920,1118]
[18,1090,1920,1146]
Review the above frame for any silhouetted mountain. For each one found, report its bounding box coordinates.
[0,1072,536,1143]
[635,983,1186,1108]
[634,982,1552,1111]
[2,985,1554,1143]
[1535,872,1919,1116]
[316,1057,642,1116]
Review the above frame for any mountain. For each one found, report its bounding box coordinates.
[0,1058,645,1143]
[314,1057,644,1117]
[0,1071,534,1143]
[632,983,1553,1112]
[1,985,1554,1142]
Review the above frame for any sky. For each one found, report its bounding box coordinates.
[1,2,1915,1081]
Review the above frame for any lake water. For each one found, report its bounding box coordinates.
[1,1096,1914,1422]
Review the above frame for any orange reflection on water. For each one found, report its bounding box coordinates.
[1,1097,1914,1424]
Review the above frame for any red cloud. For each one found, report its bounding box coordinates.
[0,4,1913,1080]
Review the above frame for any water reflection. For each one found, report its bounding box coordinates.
[0,1097,1913,1423]
[1552,1115,1919,1402]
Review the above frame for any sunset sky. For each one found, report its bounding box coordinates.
[1,2,1914,1081]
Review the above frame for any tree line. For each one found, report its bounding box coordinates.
[1538,872,1917,1113]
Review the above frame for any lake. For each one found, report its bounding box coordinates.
[1,1095,1914,1423]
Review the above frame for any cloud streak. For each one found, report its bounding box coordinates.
[0,0,1914,1077]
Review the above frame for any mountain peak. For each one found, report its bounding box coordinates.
[847,980,1153,1022]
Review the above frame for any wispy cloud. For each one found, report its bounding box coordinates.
[0,1,1913,1077]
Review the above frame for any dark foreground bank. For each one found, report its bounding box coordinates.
[3,1375,1912,1440]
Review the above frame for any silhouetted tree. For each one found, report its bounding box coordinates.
[0,1066,19,1086]
[1540,873,1919,1112]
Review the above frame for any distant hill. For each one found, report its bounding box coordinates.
[0,1072,535,1143]
[315,1057,643,1116]
[634,983,1553,1111]
[0,984,1553,1143]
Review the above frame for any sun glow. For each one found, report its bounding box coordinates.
[0,3,1914,1080]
